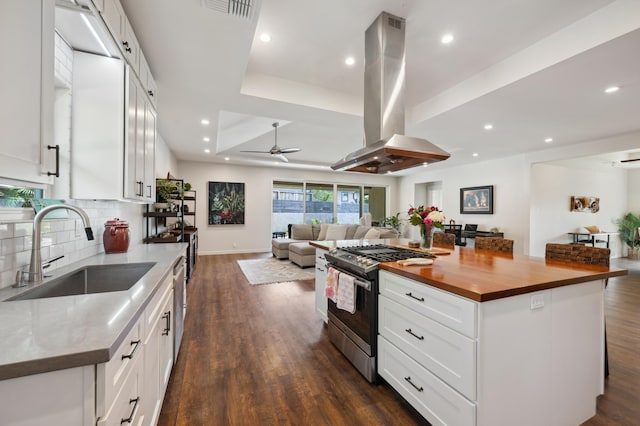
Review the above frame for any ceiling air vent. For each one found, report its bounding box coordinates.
[201,0,254,20]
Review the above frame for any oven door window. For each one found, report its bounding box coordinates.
[328,284,372,346]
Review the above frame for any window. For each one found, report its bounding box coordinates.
[271,180,387,233]
[0,185,43,208]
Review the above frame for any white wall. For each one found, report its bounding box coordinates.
[155,134,179,178]
[177,161,398,254]
[529,163,627,258]
[399,157,530,253]
[628,169,640,213]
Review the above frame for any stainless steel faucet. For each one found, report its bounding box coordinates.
[25,204,94,284]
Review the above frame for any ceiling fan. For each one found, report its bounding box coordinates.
[240,122,301,162]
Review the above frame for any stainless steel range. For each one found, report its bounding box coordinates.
[324,244,434,383]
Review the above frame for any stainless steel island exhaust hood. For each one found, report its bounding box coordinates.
[331,12,450,174]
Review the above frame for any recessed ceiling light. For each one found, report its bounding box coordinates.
[203,137,210,142]
[345,56,355,66]
[224,157,230,161]
[484,123,493,130]
[544,137,553,143]
[604,86,619,94]
[259,33,271,43]
[441,33,454,44]
[201,119,210,126]
[204,148,210,153]
[472,153,479,157]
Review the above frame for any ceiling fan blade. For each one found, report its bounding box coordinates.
[620,158,640,163]
[240,150,271,153]
[275,154,289,162]
[279,147,301,154]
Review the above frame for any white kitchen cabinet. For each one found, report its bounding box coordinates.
[378,270,606,426]
[71,53,155,202]
[0,0,56,184]
[0,366,95,425]
[314,249,328,322]
[139,52,159,108]
[142,270,174,426]
[100,0,139,70]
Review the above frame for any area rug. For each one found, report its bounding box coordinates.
[237,257,315,285]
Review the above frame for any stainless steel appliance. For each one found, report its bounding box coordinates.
[324,244,434,383]
[173,256,186,362]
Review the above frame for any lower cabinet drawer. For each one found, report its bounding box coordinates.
[379,295,476,400]
[378,336,476,426]
[96,315,143,416]
[97,354,144,426]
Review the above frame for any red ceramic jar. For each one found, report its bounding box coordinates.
[103,218,130,253]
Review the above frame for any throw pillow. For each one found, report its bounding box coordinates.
[325,224,348,240]
[584,225,600,233]
[291,224,313,240]
[353,225,370,239]
[363,228,381,240]
[317,223,329,240]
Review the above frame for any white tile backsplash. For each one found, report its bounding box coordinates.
[0,200,144,289]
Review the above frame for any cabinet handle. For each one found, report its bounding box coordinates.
[147,185,152,198]
[47,145,60,177]
[120,397,140,424]
[122,40,132,53]
[404,376,424,392]
[162,311,171,335]
[405,292,425,302]
[405,328,425,341]
[147,90,154,97]
[121,340,141,360]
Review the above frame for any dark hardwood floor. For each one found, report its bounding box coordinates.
[158,253,640,426]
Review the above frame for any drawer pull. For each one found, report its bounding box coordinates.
[121,340,141,360]
[404,376,424,392]
[405,328,425,340]
[405,292,425,302]
[120,397,140,424]
[162,311,171,336]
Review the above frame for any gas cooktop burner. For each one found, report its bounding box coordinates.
[339,244,435,262]
[325,244,435,275]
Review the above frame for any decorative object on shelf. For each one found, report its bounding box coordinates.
[208,181,245,225]
[570,195,600,213]
[408,205,445,249]
[615,212,640,259]
[103,218,130,253]
[183,182,192,191]
[460,185,494,214]
[156,178,184,209]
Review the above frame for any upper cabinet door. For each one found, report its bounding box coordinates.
[0,0,55,184]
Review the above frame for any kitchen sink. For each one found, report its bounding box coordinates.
[5,262,156,301]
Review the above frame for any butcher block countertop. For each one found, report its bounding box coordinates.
[310,239,628,302]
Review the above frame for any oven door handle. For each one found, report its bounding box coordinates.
[326,264,372,291]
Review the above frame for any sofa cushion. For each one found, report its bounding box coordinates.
[345,224,359,240]
[364,228,381,240]
[353,225,370,239]
[318,223,329,240]
[312,224,321,240]
[291,224,313,240]
[325,224,348,240]
[378,227,399,239]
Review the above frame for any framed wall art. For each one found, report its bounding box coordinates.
[570,196,599,213]
[208,181,245,225]
[460,185,494,214]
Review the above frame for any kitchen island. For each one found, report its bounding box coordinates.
[312,239,627,426]
[0,243,187,425]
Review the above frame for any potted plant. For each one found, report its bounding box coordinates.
[615,212,640,259]
[156,179,184,210]
[380,212,401,230]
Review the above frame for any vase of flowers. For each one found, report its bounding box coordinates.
[408,205,445,249]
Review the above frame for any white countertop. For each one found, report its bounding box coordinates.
[0,243,187,380]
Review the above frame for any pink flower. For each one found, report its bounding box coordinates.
[423,217,433,225]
